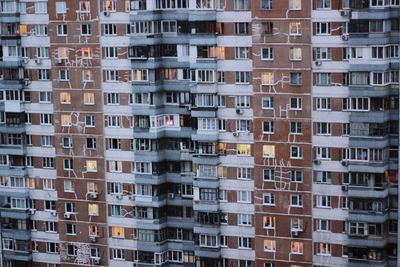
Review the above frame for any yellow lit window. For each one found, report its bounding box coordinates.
[263,216,275,228]
[61,114,72,127]
[88,204,99,216]
[290,47,302,61]
[58,47,68,59]
[104,0,115,11]
[19,25,27,36]
[60,92,71,104]
[291,241,303,254]
[263,145,275,158]
[89,225,99,236]
[84,93,95,105]
[215,47,225,59]
[80,1,90,12]
[217,143,226,154]
[289,22,302,36]
[264,239,276,252]
[112,226,124,238]
[237,144,251,156]
[82,47,92,59]
[131,69,148,81]
[262,72,274,85]
[86,160,97,172]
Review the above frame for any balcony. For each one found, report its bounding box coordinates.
[347,185,390,198]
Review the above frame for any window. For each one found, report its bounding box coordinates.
[237,168,252,180]
[261,72,274,85]
[86,160,97,172]
[107,116,121,127]
[316,219,331,231]
[106,93,120,105]
[63,159,73,170]
[261,0,272,9]
[105,47,118,58]
[37,47,49,58]
[262,145,275,158]
[235,23,249,34]
[39,92,51,103]
[316,195,331,208]
[263,121,274,134]
[289,0,302,9]
[235,71,250,84]
[45,221,57,232]
[105,70,118,82]
[316,98,331,110]
[56,2,67,14]
[263,193,275,205]
[238,237,252,249]
[289,97,302,110]
[261,47,273,60]
[86,138,96,149]
[41,136,53,147]
[290,195,303,207]
[316,22,331,35]
[290,47,302,61]
[83,70,93,81]
[316,243,331,255]
[316,171,332,184]
[316,73,331,85]
[104,0,116,12]
[236,96,251,108]
[46,242,58,253]
[42,157,55,168]
[112,249,125,260]
[316,122,331,135]
[235,47,249,59]
[131,69,148,81]
[85,116,95,127]
[263,216,275,229]
[237,191,251,203]
[57,24,67,36]
[291,218,303,230]
[84,93,95,105]
[81,24,92,35]
[61,115,72,127]
[103,24,117,35]
[291,171,303,183]
[315,47,332,60]
[264,240,276,252]
[262,97,274,109]
[262,22,274,34]
[82,47,92,59]
[234,0,249,10]
[88,204,99,216]
[64,180,74,192]
[290,72,302,85]
[67,224,76,235]
[289,22,302,35]
[290,146,302,159]
[236,120,250,132]
[316,147,331,159]
[80,1,91,13]
[59,69,70,81]
[35,2,47,13]
[45,200,56,211]
[237,144,251,156]
[38,69,50,80]
[284,243,301,259]
[263,169,275,181]
[316,0,331,8]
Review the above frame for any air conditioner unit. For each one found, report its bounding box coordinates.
[115,194,123,200]
[315,60,322,66]
[341,160,349,167]
[291,229,300,237]
[51,211,58,217]
[89,236,98,243]
[22,58,29,64]
[129,195,135,201]
[340,10,350,16]
[93,257,101,265]
[168,193,175,199]
[64,212,71,219]
[233,132,239,137]
[34,58,42,64]
[342,185,348,191]
[89,192,98,199]
[29,209,36,215]
[313,159,321,165]
[341,35,349,41]
[104,11,110,16]
[236,108,244,115]
[191,28,196,34]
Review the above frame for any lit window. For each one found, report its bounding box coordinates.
[103,0,116,12]
[263,145,275,158]
[58,47,68,59]
[84,93,95,105]
[237,144,251,156]
[83,70,93,82]
[289,22,302,36]
[263,216,275,228]
[289,0,302,10]
[61,115,72,127]
[264,240,276,252]
[80,1,91,13]
[88,204,99,216]
[82,47,92,59]
[291,241,303,254]
[86,160,97,172]
[290,47,302,61]
[131,69,148,81]
[112,226,124,238]
[60,92,71,104]
[262,72,274,85]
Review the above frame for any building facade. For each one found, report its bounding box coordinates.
[0,0,398,267]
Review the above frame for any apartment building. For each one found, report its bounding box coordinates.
[0,0,398,267]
